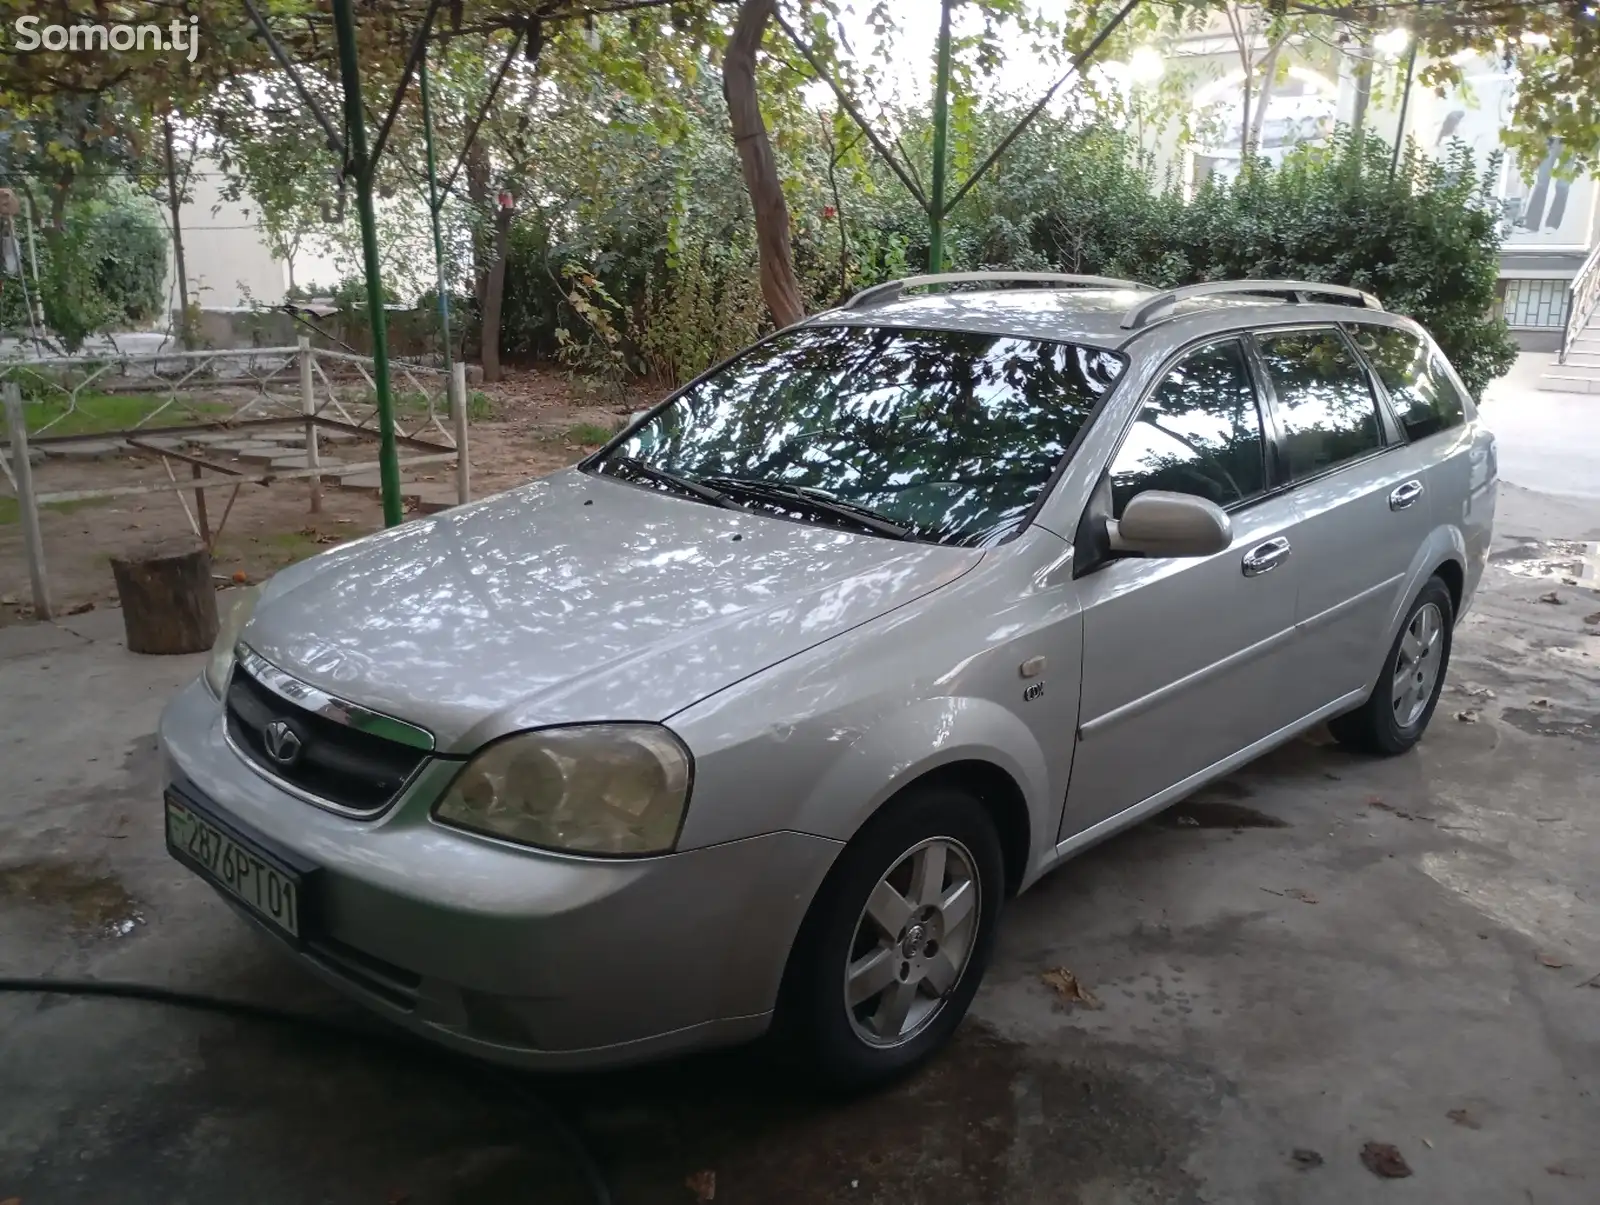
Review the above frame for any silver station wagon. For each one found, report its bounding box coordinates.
[160,273,1496,1086]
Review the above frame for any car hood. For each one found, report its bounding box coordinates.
[243,469,981,752]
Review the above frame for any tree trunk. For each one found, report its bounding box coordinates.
[162,117,193,348]
[110,538,219,655]
[479,203,512,383]
[466,142,491,309]
[723,0,805,329]
[1349,35,1374,141]
[1246,36,1288,159]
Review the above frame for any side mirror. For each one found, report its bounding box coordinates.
[1106,490,1232,558]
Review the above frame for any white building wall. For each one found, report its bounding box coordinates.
[161,158,287,311]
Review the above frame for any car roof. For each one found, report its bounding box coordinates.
[809,281,1429,357]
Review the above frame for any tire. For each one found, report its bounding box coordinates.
[776,785,1005,1091]
[1329,575,1455,756]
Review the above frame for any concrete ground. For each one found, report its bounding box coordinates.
[2,367,1597,1204]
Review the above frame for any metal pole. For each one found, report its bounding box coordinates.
[1390,38,1419,182]
[3,384,52,620]
[298,336,322,514]
[452,361,470,506]
[927,0,955,272]
[420,54,455,381]
[331,0,404,527]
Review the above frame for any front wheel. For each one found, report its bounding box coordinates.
[1330,575,1455,756]
[778,786,1005,1090]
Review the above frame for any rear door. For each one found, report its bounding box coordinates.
[1249,326,1436,719]
[1349,323,1491,594]
[1061,337,1298,840]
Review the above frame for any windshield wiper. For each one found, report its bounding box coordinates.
[605,457,745,511]
[703,476,911,539]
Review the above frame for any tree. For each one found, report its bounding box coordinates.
[724,0,805,328]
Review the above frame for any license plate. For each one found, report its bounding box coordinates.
[165,795,302,938]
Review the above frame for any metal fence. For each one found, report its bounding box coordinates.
[1,338,470,620]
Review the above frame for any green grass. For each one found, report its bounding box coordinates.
[379,388,493,422]
[0,495,115,525]
[564,421,616,446]
[22,392,234,438]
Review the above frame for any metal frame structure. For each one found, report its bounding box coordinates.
[1120,281,1385,330]
[1558,242,1600,364]
[843,272,1149,312]
[1,341,470,620]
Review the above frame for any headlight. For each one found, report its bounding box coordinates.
[204,586,260,698]
[434,724,692,856]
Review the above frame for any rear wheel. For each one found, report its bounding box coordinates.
[1330,575,1454,756]
[778,786,1004,1090]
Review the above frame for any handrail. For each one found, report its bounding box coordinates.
[1120,280,1383,330]
[843,271,1148,311]
[1557,242,1600,364]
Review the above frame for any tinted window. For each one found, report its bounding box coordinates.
[1108,340,1266,516]
[1255,329,1385,480]
[1347,325,1467,440]
[597,324,1125,547]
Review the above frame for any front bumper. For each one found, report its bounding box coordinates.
[158,679,842,1069]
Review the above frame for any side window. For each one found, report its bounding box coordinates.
[1254,328,1385,481]
[1347,324,1468,441]
[1107,339,1266,517]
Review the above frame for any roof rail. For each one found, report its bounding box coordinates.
[844,271,1148,312]
[1120,280,1383,330]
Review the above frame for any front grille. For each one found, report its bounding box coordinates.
[225,664,428,814]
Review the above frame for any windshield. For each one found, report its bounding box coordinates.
[589,323,1125,546]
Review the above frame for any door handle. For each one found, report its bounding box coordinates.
[1241,537,1291,577]
[1389,480,1425,511]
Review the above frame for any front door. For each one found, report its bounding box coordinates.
[1060,338,1300,841]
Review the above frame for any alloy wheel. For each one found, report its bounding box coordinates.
[1391,601,1444,728]
[843,836,981,1048]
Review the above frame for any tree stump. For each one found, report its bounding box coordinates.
[109,538,219,655]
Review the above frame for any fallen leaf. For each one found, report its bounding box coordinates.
[1461,685,1496,699]
[1537,953,1569,969]
[1562,576,1579,586]
[1422,1137,1434,1149]
[1360,1142,1412,1179]
[231,570,249,584]
[1176,814,1200,827]
[1287,888,1319,904]
[336,517,354,524]
[1041,967,1103,1009]
[1531,698,1553,708]
[685,1169,716,1201]
[1546,1164,1582,1178]
[1584,611,1600,625]
[64,601,95,615]
[1291,1148,1324,1170]
[1447,1108,1481,1130]
[1455,710,1480,723]
[1538,591,1565,605]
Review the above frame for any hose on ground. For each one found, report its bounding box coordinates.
[0,976,613,1205]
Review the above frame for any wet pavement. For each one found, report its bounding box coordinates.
[2,484,1598,1204]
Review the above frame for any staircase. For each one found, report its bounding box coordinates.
[1540,246,1600,393]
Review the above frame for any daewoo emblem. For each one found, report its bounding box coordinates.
[263,720,304,767]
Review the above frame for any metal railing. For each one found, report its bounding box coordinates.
[1,338,471,620]
[1558,243,1600,364]
[842,271,1149,311]
[1120,280,1384,330]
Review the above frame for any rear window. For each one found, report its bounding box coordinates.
[1347,325,1468,441]
[1253,328,1386,481]
[595,324,1126,546]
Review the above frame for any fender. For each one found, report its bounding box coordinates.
[1363,523,1466,697]
[787,694,1055,874]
